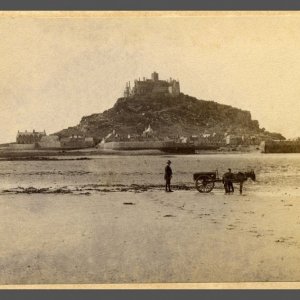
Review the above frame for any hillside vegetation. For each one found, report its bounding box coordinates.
[57,94,284,142]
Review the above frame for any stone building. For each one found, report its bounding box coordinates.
[142,124,154,138]
[124,72,180,97]
[38,135,61,149]
[16,130,46,144]
[60,135,95,149]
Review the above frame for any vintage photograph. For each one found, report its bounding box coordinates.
[0,11,300,286]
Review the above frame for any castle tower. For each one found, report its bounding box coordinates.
[151,72,159,81]
[168,80,180,96]
[124,81,131,97]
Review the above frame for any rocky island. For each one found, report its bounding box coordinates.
[3,72,285,154]
[56,72,284,152]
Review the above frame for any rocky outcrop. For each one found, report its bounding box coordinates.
[56,93,284,141]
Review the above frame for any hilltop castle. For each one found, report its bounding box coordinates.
[123,72,180,98]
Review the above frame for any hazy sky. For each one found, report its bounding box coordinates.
[1,12,300,143]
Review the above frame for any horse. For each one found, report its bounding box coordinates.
[222,170,256,194]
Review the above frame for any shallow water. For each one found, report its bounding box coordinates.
[0,153,299,193]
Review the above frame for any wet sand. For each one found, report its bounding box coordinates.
[0,153,299,284]
[0,188,300,284]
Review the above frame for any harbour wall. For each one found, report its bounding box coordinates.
[98,141,168,150]
[97,141,216,152]
[265,141,300,153]
[8,143,36,150]
[38,141,62,149]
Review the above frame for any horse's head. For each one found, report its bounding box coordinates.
[246,170,256,181]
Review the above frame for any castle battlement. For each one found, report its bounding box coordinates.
[124,72,180,98]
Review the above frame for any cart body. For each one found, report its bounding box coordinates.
[193,170,222,193]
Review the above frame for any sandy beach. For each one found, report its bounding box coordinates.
[0,188,300,284]
[0,153,299,284]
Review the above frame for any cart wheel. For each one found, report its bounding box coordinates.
[195,175,215,193]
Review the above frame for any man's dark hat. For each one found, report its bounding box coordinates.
[228,168,231,171]
[167,160,171,164]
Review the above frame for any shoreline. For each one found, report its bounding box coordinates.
[0,148,265,160]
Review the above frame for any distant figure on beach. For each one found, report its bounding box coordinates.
[223,168,234,194]
[164,160,173,192]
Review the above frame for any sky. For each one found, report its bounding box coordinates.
[1,12,300,143]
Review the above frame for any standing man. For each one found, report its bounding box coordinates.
[223,168,234,194]
[164,160,173,192]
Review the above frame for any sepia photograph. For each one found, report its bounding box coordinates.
[0,11,300,287]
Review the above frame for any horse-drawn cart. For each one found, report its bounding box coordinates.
[193,170,256,194]
[193,170,223,193]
